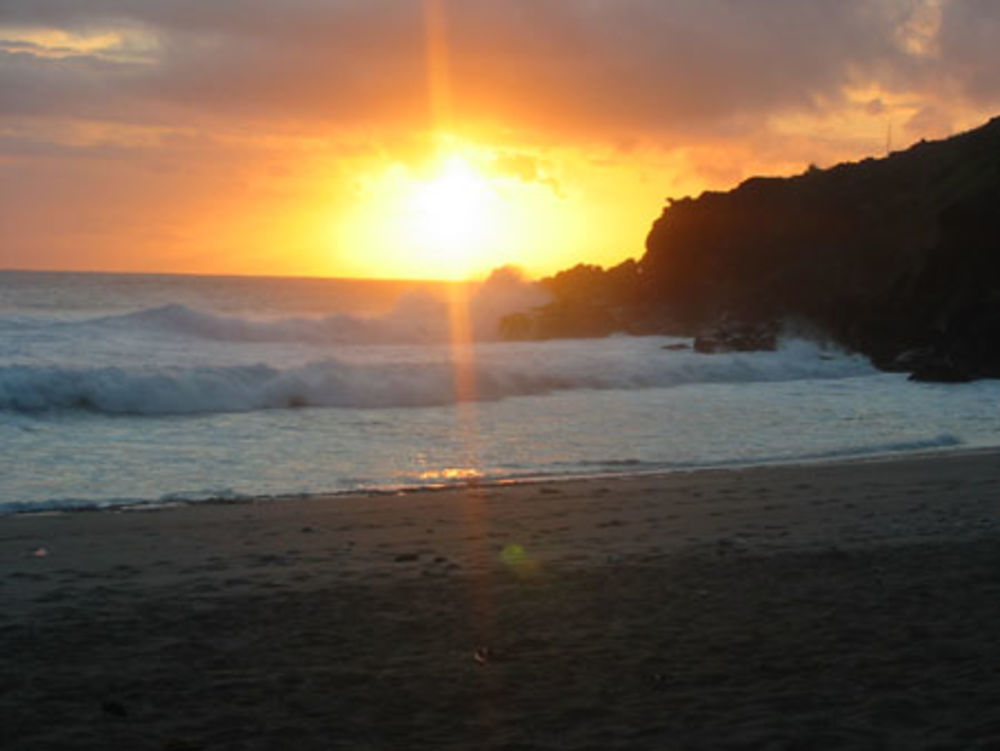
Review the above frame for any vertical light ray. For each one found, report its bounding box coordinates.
[424,0,454,130]
[423,1,497,699]
[446,282,478,404]
[446,280,493,644]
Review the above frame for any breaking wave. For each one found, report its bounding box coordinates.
[89,300,447,345]
[0,340,874,415]
[42,267,551,346]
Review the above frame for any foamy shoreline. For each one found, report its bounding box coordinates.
[4,439,989,517]
[4,448,1000,748]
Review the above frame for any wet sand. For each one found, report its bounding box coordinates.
[3,451,1000,750]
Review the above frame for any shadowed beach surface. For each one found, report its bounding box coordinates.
[3,451,1000,750]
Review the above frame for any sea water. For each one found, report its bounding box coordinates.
[2,269,998,513]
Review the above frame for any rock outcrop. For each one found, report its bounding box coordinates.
[499,260,648,340]
[503,115,1000,381]
[693,317,779,354]
[640,116,1000,378]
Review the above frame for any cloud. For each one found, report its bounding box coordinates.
[491,152,563,195]
[937,0,1000,105]
[0,0,997,143]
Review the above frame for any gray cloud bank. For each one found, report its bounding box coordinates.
[2,0,999,140]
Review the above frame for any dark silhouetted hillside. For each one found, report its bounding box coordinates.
[642,115,1000,379]
[506,115,1000,380]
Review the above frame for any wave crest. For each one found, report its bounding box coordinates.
[69,268,551,345]
[0,341,873,415]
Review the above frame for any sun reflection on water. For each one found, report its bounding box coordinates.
[418,467,484,482]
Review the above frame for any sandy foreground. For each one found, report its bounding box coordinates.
[3,451,1000,750]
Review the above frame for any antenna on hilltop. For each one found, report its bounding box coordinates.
[886,120,893,155]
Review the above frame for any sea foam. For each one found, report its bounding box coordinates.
[0,339,873,415]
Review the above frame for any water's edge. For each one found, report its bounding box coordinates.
[8,440,989,518]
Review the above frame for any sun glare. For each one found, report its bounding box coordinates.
[329,136,658,281]
[408,156,497,265]
[332,146,521,280]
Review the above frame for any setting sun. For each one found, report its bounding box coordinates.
[406,155,499,267]
[326,136,667,281]
[329,143,518,280]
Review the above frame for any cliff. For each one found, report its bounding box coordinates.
[507,115,1000,380]
[641,115,1000,378]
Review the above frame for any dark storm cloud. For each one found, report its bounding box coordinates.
[0,0,998,138]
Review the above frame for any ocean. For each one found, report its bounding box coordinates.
[1,269,996,513]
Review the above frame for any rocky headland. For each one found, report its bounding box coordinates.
[503,115,1000,381]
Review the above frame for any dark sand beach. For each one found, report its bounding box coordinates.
[4,451,1000,750]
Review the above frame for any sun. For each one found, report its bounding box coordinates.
[331,138,600,280]
[405,155,499,269]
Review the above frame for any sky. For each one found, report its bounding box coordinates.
[2,0,1000,280]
